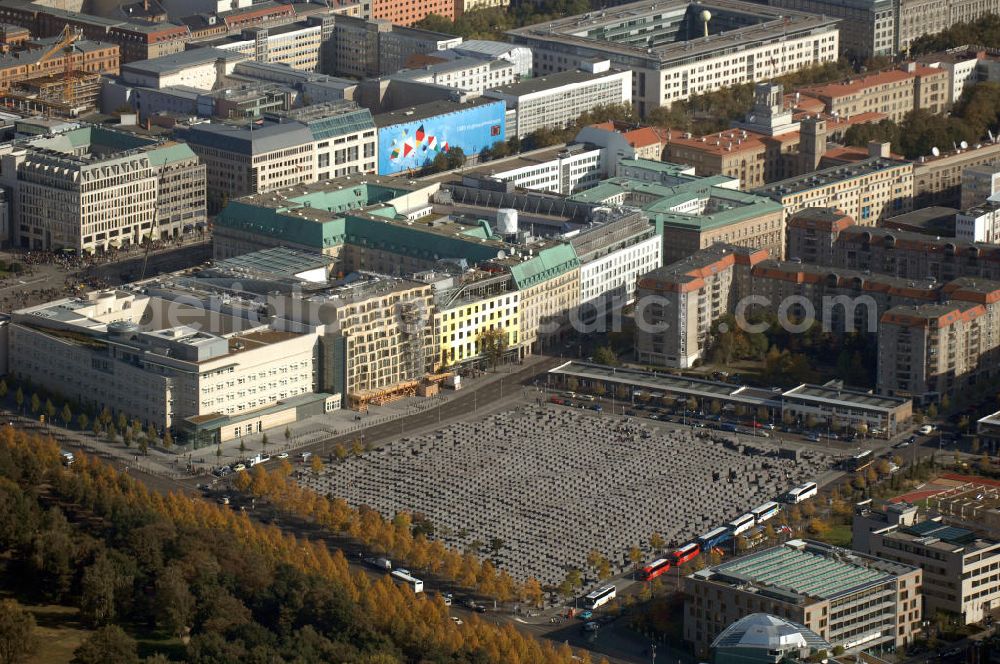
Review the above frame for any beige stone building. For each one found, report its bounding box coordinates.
[685,539,923,657]
[0,125,206,251]
[798,70,916,123]
[913,142,1000,208]
[754,151,913,226]
[855,505,1000,625]
[182,120,316,212]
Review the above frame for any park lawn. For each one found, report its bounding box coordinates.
[22,602,91,664]
[820,523,853,547]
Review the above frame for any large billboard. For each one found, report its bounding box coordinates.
[377,101,505,175]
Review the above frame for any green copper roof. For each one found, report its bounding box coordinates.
[145,142,198,166]
[508,243,580,289]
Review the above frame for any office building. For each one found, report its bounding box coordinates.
[390,56,519,95]
[507,0,839,115]
[571,159,784,263]
[445,40,532,79]
[325,15,462,79]
[0,125,206,251]
[483,63,631,138]
[120,47,244,90]
[665,84,881,190]
[856,505,1000,625]
[208,22,323,71]
[684,539,922,656]
[796,65,949,123]
[761,0,893,58]
[370,0,454,26]
[180,119,315,211]
[961,161,1000,210]
[916,48,986,108]
[470,143,607,195]
[896,0,1000,55]
[272,101,378,179]
[754,152,913,225]
[956,203,1000,243]
[711,614,831,664]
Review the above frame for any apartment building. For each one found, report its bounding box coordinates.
[856,506,1000,625]
[785,207,855,266]
[916,48,985,108]
[507,0,839,115]
[271,102,378,179]
[635,244,766,368]
[0,125,206,251]
[684,539,922,656]
[180,120,316,211]
[422,269,522,370]
[481,144,606,195]
[484,63,632,139]
[754,152,913,226]
[878,279,1000,402]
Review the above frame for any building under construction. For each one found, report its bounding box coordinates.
[0,25,119,117]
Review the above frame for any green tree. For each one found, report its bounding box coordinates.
[162,430,173,450]
[592,345,618,366]
[0,599,37,664]
[0,379,8,401]
[927,402,939,419]
[333,443,348,462]
[116,412,128,432]
[155,565,194,638]
[138,438,148,456]
[261,433,269,454]
[72,625,138,664]
[650,532,665,552]
[559,569,582,599]
[77,413,89,432]
[80,554,127,627]
[477,327,508,370]
[284,426,291,444]
[14,387,23,413]
[61,403,72,428]
[44,399,55,424]
[29,394,39,416]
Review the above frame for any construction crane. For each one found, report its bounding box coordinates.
[34,24,81,105]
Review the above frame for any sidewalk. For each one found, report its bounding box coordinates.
[13,354,552,480]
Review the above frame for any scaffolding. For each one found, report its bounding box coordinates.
[1,70,101,117]
[347,372,454,412]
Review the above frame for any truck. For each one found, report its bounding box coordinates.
[365,557,392,571]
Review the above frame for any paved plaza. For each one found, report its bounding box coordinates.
[300,405,835,584]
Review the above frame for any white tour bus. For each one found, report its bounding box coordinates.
[391,568,424,594]
[784,482,818,504]
[751,501,780,524]
[583,585,616,610]
[728,513,755,536]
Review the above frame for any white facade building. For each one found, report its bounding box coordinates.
[120,48,245,90]
[956,200,1000,243]
[961,161,1000,210]
[491,145,605,195]
[446,40,533,78]
[484,62,632,138]
[393,56,519,94]
[579,233,662,310]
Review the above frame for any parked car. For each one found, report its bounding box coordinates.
[218,496,230,505]
[450,616,463,625]
[233,463,247,472]
[277,452,289,459]
[583,621,600,632]
[918,424,934,435]
[578,610,593,620]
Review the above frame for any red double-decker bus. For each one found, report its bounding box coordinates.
[639,558,671,581]
[671,542,700,566]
